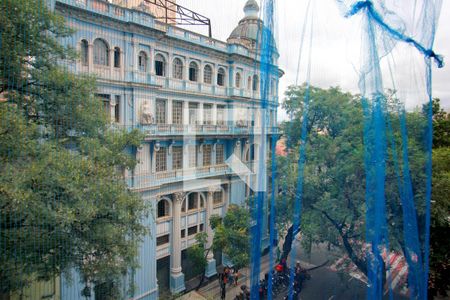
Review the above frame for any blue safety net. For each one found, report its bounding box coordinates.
[0,0,446,299]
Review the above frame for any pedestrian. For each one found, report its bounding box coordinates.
[229,267,236,286]
[233,267,240,286]
[224,266,230,285]
[221,283,226,300]
[219,272,226,300]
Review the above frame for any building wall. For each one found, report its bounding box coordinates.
[111,0,177,24]
[53,0,281,298]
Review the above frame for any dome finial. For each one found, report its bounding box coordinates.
[244,0,259,18]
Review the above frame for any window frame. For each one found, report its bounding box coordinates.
[155,99,167,124]
[113,47,121,68]
[172,146,183,170]
[235,72,241,88]
[80,39,89,66]
[188,61,199,82]
[216,144,224,164]
[172,101,183,125]
[253,74,259,92]
[93,39,109,66]
[203,144,212,166]
[155,147,167,172]
[203,64,212,84]
[156,234,170,246]
[157,199,170,219]
[138,51,148,72]
[217,67,225,86]
[155,53,166,76]
[203,104,213,125]
[173,58,184,80]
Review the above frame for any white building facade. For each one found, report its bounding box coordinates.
[53,0,282,298]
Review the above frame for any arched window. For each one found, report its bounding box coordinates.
[189,61,198,82]
[155,54,166,76]
[200,197,205,208]
[187,193,198,210]
[235,72,241,88]
[173,58,183,79]
[114,47,121,68]
[80,40,88,66]
[157,199,170,218]
[252,74,259,92]
[247,76,252,91]
[203,65,212,84]
[93,39,109,66]
[217,67,225,86]
[138,51,147,72]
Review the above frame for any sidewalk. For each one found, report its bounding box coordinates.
[191,255,316,300]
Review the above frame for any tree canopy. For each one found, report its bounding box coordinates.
[0,0,146,296]
[278,85,429,283]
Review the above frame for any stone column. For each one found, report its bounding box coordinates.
[212,104,217,125]
[88,43,94,73]
[204,188,217,277]
[120,49,125,80]
[183,101,189,125]
[109,48,114,75]
[167,99,173,124]
[170,192,185,294]
[198,102,204,125]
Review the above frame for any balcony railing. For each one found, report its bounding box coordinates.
[129,164,234,189]
[120,124,279,136]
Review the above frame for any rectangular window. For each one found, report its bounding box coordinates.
[172,101,183,125]
[188,145,197,168]
[155,59,165,76]
[155,99,166,124]
[114,48,120,68]
[217,105,225,125]
[155,147,167,172]
[181,229,186,238]
[203,104,212,125]
[188,103,198,125]
[114,95,120,123]
[172,146,183,170]
[216,144,224,164]
[203,144,212,166]
[156,234,169,246]
[96,94,111,119]
[213,191,223,205]
[188,226,198,236]
[199,224,204,232]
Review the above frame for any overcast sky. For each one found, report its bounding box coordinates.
[178,0,450,120]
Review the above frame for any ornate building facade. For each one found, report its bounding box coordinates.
[53,0,282,298]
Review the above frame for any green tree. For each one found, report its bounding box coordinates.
[278,85,428,281]
[0,0,146,296]
[426,99,450,298]
[212,204,251,270]
[186,232,208,290]
[428,147,450,298]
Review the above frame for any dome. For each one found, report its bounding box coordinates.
[227,0,277,51]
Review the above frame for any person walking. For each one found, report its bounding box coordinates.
[220,277,226,300]
[233,267,240,286]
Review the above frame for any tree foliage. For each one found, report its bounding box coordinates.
[213,204,251,270]
[0,0,146,295]
[278,85,428,281]
[427,99,450,298]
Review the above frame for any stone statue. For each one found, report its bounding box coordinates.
[140,100,154,124]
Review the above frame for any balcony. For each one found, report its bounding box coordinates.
[129,164,233,190]
[121,124,279,136]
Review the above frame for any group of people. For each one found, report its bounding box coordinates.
[218,266,240,299]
